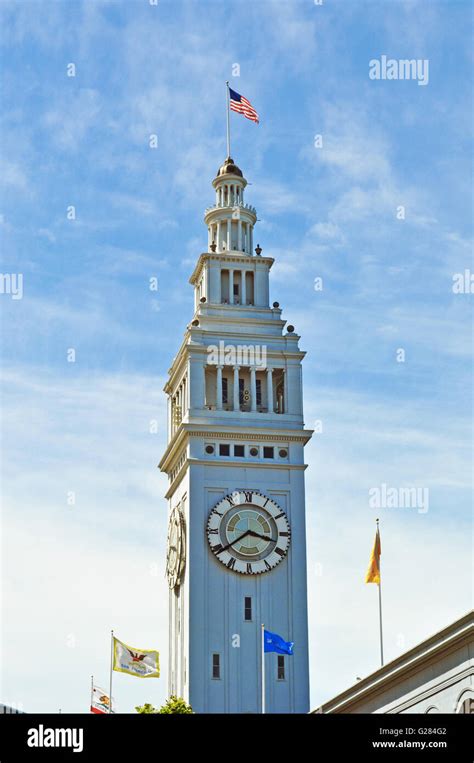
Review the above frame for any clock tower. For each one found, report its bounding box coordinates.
[160,156,312,713]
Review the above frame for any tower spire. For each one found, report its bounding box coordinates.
[161,151,312,713]
[204,158,256,255]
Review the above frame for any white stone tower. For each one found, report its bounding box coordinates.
[160,156,312,713]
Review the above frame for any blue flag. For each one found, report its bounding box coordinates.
[263,630,294,655]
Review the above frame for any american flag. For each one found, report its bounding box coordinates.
[229,87,259,124]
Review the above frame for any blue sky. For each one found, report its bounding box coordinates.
[0,0,472,713]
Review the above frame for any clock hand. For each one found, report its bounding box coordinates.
[217,530,252,554]
[247,530,278,543]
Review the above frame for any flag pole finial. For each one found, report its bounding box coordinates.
[225,81,231,158]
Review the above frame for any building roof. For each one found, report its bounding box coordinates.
[312,610,474,714]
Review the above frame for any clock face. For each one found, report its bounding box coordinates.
[206,490,290,575]
[166,506,186,589]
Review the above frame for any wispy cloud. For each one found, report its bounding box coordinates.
[1,365,169,711]
[43,89,102,151]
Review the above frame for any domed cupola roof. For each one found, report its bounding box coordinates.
[216,156,243,178]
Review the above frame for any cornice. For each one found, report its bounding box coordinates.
[187,428,312,442]
[164,320,305,386]
[164,457,308,500]
[164,342,306,392]
[191,458,306,472]
[163,354,188,392]
[158,426,187,472]
[189,252,274,285]
[164,460,188,499]
[185,339,305,360]
[195,310,285,327]
[159,424,313,475]
[204,206,257,225]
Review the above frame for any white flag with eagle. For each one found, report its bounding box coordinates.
[112,636,160,678]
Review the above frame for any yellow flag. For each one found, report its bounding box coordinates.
[365,527,381,584]
[112,637,160,678]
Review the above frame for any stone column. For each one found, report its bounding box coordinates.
[233,366,240,411]
[237,219,242,251]
[215,264,221,304]
[241,270,246,306]
[229,269,234,304]
[205,266,209,302]
[216,221,221,252]
[190,358,205,410]
[250,366,257,412]
[216,365,223,410]
[266,368,273,413]
[227,219,231,251]
[282,368,288,414]
[250,224,253,255]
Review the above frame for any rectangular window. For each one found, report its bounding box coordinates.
[244,597,252,621]
[219,443,230,456]
[233,283,239,296]
[239,378,244,405]
[277,655,285,680]
[263,446,274,459]
[222,377,228,405]
[212,653,220,679]
[256,379,262,406]
[234,444,245,457]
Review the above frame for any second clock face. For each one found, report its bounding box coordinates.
[166,506,186,589]
[206,490,290,575]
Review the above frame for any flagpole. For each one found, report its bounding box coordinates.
[225,81,231,157]
[109,630,114,714]
[261,623,265,714]
[90,674,93,713]
[377,519,384,666]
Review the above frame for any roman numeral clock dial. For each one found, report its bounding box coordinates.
[206,491,290,574]
[166,506,186,589]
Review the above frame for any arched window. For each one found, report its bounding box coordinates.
[456,691,474,714]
